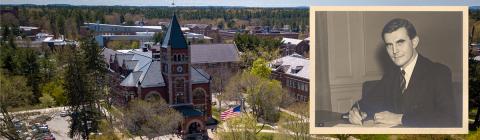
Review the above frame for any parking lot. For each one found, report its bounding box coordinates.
[1,107,72,140]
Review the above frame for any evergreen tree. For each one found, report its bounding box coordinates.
[153,32,164,45]
[1,24,10,43]
[49,15,58,37]
[11,48,41,103]
[80,35,108,115]
[119,14,125,24]
[23,49,41,104]
[0,24,16,73]
[64,46,100,139]
[0,46,15,73]
[56,15,66,37]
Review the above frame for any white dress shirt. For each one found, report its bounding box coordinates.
[400,53,418,90]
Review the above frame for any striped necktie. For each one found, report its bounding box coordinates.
[400,69,406,94]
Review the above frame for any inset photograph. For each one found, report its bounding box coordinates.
[309,6,468,134]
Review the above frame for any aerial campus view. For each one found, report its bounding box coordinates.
[0,0,480,140]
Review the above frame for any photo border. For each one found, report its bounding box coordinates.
[308,6,468,134]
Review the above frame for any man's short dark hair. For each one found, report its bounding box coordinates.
[382,18,417,41]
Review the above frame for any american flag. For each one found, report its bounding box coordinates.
[220,105,241,121]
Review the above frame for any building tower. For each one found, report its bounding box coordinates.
[161,13,191,105]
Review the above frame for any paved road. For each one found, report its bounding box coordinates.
[46,113,72,140]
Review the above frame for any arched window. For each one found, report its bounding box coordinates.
[175,78,184,89]
[145,91,161,101]
[192,88,206,102]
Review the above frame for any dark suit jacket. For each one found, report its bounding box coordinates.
[358,54,458,127]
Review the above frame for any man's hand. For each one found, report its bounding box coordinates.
[374,111,403,125]
[348,107,366,125]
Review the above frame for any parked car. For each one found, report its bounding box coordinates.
[59,111,68,117]
[42,133,55,140]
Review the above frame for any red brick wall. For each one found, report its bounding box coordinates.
[191,83,211,117]
[271,71,309,102]
[140,87,169,102]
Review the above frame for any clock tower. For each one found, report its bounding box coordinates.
[160,13,191,105]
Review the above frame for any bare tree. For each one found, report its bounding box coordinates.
[209,65,232,111]
[276,102,310,140]
[122,99,183,139]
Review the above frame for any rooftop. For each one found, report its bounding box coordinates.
[105,48,211,88]
[161,14,188,49]
[270,53,309,79]
[282,37,302,45]
[190,44,240,64]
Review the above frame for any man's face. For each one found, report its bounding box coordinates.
[383,27,419,68]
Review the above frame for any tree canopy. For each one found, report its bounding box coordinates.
[122,99,183,139]
[0,70,33,139]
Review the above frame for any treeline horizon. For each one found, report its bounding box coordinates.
[0,5,308,40]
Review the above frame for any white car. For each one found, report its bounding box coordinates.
[59,111,68,117]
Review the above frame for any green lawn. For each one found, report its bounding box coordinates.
[279,111,296,120]
[257,132,275,139]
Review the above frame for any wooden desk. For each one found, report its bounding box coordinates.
[314,110,348,127]
[315,110,398,128]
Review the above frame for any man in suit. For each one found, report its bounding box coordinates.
[348,18,457,127]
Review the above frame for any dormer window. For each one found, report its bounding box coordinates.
[153,54,160,59]
[272,61,283,69]
[291,66,303,74]
[276,65,290,73]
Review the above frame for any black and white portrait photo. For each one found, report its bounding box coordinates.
[309,6,468,134]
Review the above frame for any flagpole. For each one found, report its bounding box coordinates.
[240,97,245,113]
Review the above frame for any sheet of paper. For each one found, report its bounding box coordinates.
[333,120,398,127]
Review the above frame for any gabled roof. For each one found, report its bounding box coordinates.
[162,14,188,49]
[101,48,120,64]
[139,61,165,88]
[115,48,211,88]
[115,53,134,67]
[190,44,240,64]
[123,60,139,70]
[270,54,309,80]
[120,71,143,87]
[129,50,152,71]
[191,67,210,84]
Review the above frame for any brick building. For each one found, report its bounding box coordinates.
[103,14,218,138]
[184,24,211,36]
[270,54,309,102]
[280,37,310,58]
[190,44,240,92]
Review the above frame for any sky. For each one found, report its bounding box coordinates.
[1,0,479,7]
